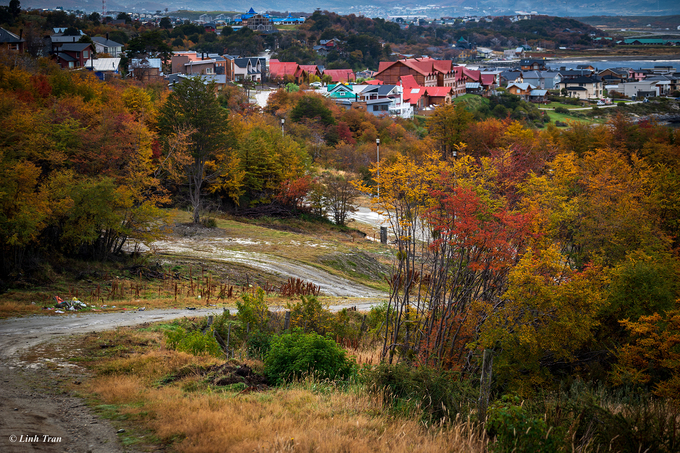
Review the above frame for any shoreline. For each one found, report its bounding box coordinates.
[552,54,680,62]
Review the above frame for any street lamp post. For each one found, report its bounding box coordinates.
[281,118,285,137]
[376,138,380,198]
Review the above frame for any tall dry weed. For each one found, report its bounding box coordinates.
[88,370,488,452]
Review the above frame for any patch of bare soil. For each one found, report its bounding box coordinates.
[0,357,129,453]
[162,362,268,390]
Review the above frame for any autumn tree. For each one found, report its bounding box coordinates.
[427,102,474,158]
[479,246,608,390]
[157,77,234,223]
[324,174,358,226]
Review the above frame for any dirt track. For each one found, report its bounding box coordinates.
[0,301,382,452]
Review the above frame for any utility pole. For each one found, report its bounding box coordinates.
[376,138,380,198]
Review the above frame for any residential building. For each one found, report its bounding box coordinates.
[129,57,163,82]
[247,14,273,32]
[375,58,457,88]
[556,76,603,99]
[299,64,321,81]
[520,58,548,71]
[233,57,266,82]
[323,69,355,83]
[92,36,123,57]
[598,67,630,84]
[85,57,121,80]
[507,82,536,101]
[53,43,94,69]
[269,60,303,83]
[0,27,24,52]
[423,86,454,106]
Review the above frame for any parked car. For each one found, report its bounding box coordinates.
[310,81,322,88]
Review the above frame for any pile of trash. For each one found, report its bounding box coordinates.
[54,296,88,312]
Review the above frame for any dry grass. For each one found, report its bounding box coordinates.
[78,328,488,453]
[0,300,45,317]
[87,372,488,453]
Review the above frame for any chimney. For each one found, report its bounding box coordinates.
[19,29,23,39]
[106,32,109,41]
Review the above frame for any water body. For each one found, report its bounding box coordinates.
[550,59,680,71]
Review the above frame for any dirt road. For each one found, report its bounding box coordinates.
[151,237,386,298]
[0,301,381,452]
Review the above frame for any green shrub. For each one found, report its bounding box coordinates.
[554,106,569,114]
[164,327,223,357]
[264,329,355,385]
[538,384,680,453]
[362,363,475,423]
[200,217,217,228]
[487,395,563,452]
[236,287,269,332]
[287,295,332,334]
[246,330,272,359]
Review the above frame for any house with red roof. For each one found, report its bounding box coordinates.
[424,86,454,106]
[299,64,321,81]
[323,69,355,83]
[375,58,440,87]
[269,60,303,83]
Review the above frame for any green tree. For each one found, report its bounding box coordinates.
[157,78,233,223]
[159,17,172,29]
[9,0,20,20]
[116,12,132,23]
[88,12,100,25]
[290,95,336,127]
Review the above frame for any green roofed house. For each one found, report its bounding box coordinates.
[623,38,680,45]
[326,83,357,100]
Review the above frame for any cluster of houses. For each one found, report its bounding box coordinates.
[504,59,680,100]
[3,25,679,119]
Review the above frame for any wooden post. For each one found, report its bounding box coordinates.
[478,349,493,422]
[284,311,291,330]
[226,322,231,358]
[380,226,388,244]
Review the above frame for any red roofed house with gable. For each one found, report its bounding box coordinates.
[323,69,355,83]
[269,60,303,83]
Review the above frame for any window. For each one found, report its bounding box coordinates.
[83,50,89,59]
[373,105,388,112]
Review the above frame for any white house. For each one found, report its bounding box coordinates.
[91,37,123,57]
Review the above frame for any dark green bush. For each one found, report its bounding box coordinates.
[362,363,475,423]
[487,395,564,452]
[547,391,680,453]
[246,330,272,359]
[554,106,569,114]
[264,329,355,385]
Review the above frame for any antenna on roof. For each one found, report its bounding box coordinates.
[102,0,106,18]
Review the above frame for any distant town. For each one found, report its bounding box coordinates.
[1,4,679,119]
